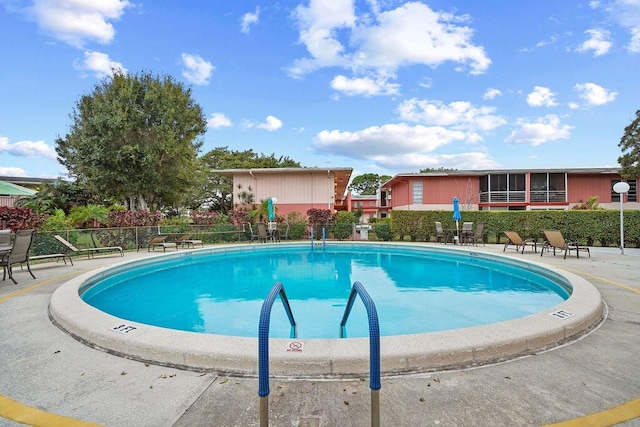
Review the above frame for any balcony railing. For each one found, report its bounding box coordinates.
[479,191,526,203]
[478,190,566,203]
[530,190,566,203]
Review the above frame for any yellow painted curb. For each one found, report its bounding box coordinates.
[0,394,104,427]
[545,397,640,426]
[562,267,640,295]
[0,270,93,304]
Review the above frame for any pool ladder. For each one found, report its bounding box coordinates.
[258,281,381,427]
[310,226,326,248]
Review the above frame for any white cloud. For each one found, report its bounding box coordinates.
[527,86,558,107]
[312,122,500,170]
[0,136,57,159]
[603,0,640,52]
[576,28,613,56]
[245,115,283,131]
[289,1,490,86]
[483,88,502,100]
[397,99,507,132]
[181,53,215,85]
[505,115,573,146]
[74,51,126,79]
[574,82,617,105]
[568,102,580,110]
[0,167,27,177]
[350,3,491,74]
[241,7,260,34]
[207,113,232,129]
[536,34,559,48]
[330,74,400,96]
[314,123,468,159]
[27,0,131,48]
[375,152,501,171]
[629,27,640,52]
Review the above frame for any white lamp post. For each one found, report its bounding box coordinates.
[613,181,630,255]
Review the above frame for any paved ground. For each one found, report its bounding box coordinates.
[1,244,639,427]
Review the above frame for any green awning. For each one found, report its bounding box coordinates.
[0,181,37,196]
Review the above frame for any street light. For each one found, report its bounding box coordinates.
[613,181,630,255]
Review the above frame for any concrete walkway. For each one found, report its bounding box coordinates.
[1,244,639,426]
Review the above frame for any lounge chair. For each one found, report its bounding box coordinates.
[468,222,486,246]
[541,230,590,259]
[434,222,449,244]
[503,231,537,254]
[146,236,178,252]
[176,234,204,248]
[54,235,124,258]
[1,229,36,284]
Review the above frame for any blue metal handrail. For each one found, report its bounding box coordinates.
[258,281,296,426]
[310,226,326,248]
[340,281,381,426]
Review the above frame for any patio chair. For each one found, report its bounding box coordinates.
[145,236,178,252]
[247,223,259,243]
[461,222,474,245]
[54,235,124,258]
[176,234,204,248]
[503,231,537,254]
[434,222,449,244]
[257,223,269,243]
[1,229,36,284]
[280,223,290,241]
[541,230,590,259]
[468,222,486,246]
[0,229,11,247]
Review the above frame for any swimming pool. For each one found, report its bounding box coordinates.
[80,244,570,338]
[49,242,604,376]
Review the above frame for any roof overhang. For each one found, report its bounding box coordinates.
[213,167,353,201]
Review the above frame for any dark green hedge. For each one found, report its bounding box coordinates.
[390,210,640,247]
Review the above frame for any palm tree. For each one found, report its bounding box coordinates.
[69,204,109,228]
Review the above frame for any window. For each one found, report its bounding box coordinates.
[531,173,566,202]
[412,181,423,204]
[509,174,526,191]
[612,179,637,202]
[490,174,507,191]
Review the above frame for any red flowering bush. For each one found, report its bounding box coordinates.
[0,207,48,232]
[108,210,163,227]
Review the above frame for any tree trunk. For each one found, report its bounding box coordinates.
[125,195,149,211]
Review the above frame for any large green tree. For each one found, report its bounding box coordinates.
[618,109,640,178]
[348,173,391,195]
[199,147,300,213]
[55,70,207,211]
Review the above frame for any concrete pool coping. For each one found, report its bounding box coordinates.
[48,242,605,378]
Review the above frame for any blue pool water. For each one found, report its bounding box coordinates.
[81,244,570,338]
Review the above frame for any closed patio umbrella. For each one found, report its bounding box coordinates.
[267,198,275,221]
[453,197,462,242]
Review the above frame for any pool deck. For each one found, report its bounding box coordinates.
[1,243,639,426]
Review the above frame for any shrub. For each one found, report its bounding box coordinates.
[0,207,47,232]
[191,210,223,225]
[108,210,162,227]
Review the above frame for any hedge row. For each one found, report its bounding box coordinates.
[389,210,640,247]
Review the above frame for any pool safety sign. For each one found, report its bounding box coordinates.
[286,341,304,352]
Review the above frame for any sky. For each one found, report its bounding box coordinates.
[1,0,639,181]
